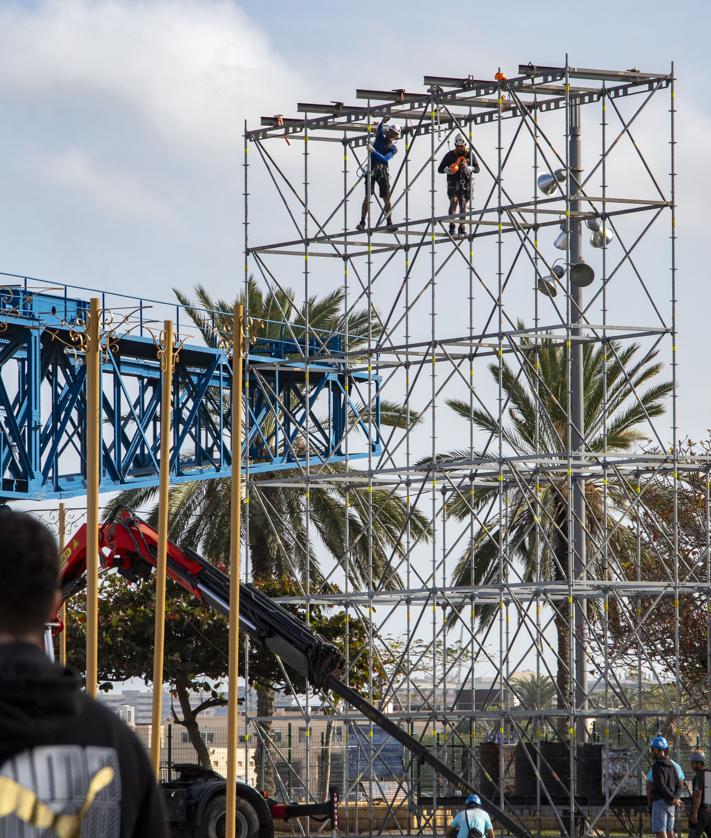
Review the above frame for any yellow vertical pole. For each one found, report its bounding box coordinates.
[226,304,244,838]
[58,502,67,666]
[85,297,101,699]
[150,320,174,778]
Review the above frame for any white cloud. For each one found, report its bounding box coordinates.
[0,0,316,294]
[0,0,306,158]
[38,147,172,221]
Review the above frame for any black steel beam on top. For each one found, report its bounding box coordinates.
[518,63,671,83]
[259,116,304,127]
[355,88,431,103]
[523,83,599,95]
[247,69,564,141]
[296,102,368,116]
[250,73,667,148]
[423,75,498,88]
[344,77,669,149]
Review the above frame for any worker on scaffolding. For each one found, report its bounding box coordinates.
[356,116,401,233]
[647,735,684,838]
[689,750,710,838]
[447,793,494,838]
[438,132,480,238]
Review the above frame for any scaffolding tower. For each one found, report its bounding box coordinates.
[241,60,709,837]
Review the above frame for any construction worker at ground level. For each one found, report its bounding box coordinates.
[689,750,711,838]
[446,793,494,838]
[646,735,686,796]
[647,735,684,838]
[437,133,480,238]
[356,117,401,233]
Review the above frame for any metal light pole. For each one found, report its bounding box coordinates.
[569,104,588,740]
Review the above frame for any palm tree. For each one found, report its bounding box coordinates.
[511,673,556,711]
[439,329,672,712]
[109,279,431,786]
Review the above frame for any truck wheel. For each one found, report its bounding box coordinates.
[197,793,260,838]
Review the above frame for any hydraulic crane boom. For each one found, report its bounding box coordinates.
[59,510,530,838]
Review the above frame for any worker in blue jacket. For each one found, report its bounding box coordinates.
[356,117,401,233]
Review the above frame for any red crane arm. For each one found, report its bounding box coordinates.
[58,510,212,609]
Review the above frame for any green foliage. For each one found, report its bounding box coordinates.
[65,574,373,697]
[511,674,556,710]
[173,277,379,354]
[66,575,227,695]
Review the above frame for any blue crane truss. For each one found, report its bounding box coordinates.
[0,279,381,499]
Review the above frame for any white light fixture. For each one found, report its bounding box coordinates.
[590,227,614,248]
[537,262,565,297]
[554,220,569,251]
[537,168,567,195]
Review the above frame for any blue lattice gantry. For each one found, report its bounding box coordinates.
[0,275,381,499]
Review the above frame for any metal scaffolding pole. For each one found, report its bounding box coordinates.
[226,303,245,838]
[150,319,174,777]
[58,502,67,667]
[568,102,589,742]
[85,296,101,700]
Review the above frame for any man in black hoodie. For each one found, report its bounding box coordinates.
[647,735,684,838]
[0,508,168,837]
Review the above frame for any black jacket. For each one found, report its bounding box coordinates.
[438,149,480,180]
[651,755,683,805]
[0,641,168,837]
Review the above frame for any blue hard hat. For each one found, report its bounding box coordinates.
[466,793,481,806]
[650,735,669,750]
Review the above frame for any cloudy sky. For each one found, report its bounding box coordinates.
[1,0,709,439]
